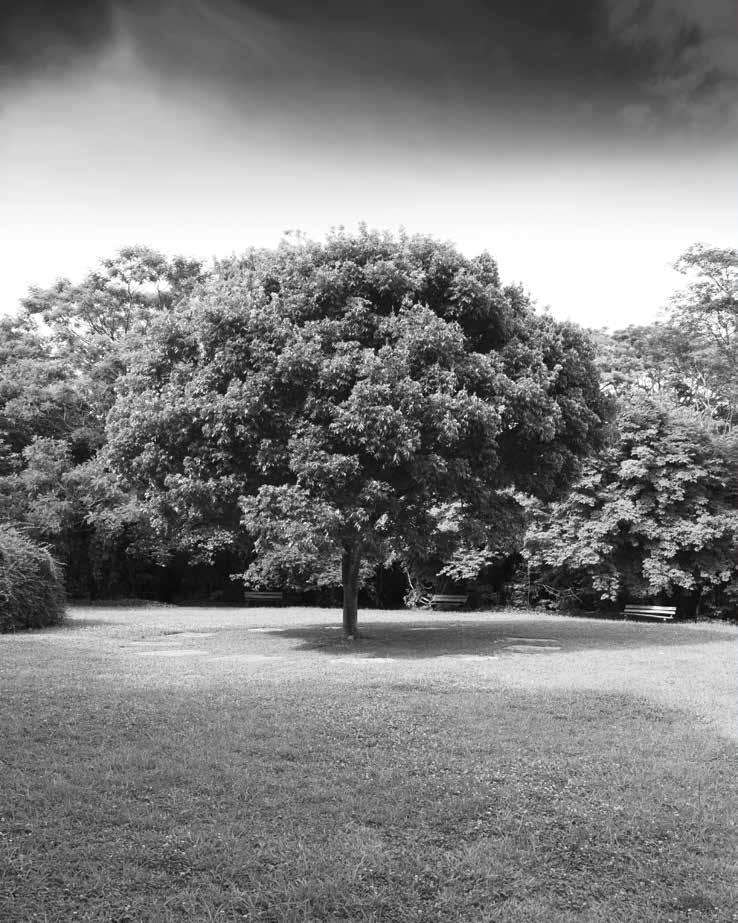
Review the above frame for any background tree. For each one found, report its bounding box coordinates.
[107,228,608,635]
[0,315,91,476]
[22,245,203,367]
[597,244,737,430]
[1,247,205,598]
[22,245,204,423]
[527,244,738,617]
[668,244,737,427]
[525,395,737,617]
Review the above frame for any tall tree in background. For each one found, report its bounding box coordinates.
[22,245,204,423]
[1,247,204,597]
[0,315,90,476]
[22,246,204,367]
[527,243,738,616]
[107,228,608,635]
[598,244,737,429]
[668,244,737,427]
[525,397,737,616]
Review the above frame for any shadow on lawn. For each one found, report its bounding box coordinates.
[270,616,729,659]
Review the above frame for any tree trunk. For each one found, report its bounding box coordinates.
[341,544,361,637]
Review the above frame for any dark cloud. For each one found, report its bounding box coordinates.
[0,0,116,80]
[102,0,619,135]
[0,0,610,94]
[114,1,598,84]
[1,0,735,138]
[603,0,738,133]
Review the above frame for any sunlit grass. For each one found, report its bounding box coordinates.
[1,607,735,921]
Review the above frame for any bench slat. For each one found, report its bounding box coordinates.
[625,612,675,616]
[625,612,674,622]
[244,591,283,604]
[624,604,675,620]
[431,594,468,610]
[626,614,674,618]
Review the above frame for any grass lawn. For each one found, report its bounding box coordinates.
[1,606,736,922]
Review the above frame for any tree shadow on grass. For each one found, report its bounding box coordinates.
[268,615,731,659]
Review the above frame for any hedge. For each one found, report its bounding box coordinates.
[0,524,66,632]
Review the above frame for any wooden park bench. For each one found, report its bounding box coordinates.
[243,591,284,606]
[430,594,468,610]
[623,604,676,622]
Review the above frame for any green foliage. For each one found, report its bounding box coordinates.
[0,315,93,476]
[407,492,527,594]
[7,439,184,599]
[1,247,206,599]
[598,244,737,430]
[530,244,737,617]
[671,244,737,356]
[107,228,607,630]
[0,523,65,631]
[525,396,738,615]
[4,236,736,618]
[22,245,204,374]
[669,244,737,427]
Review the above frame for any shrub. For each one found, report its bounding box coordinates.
[0,523,66,631]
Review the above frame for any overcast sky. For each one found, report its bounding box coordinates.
[1,0,736,328]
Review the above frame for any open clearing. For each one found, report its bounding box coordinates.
[1,606,736,922]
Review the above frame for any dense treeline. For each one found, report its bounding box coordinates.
[0,234,735,622]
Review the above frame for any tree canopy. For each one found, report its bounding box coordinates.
[107,228,608,634]
[2,236,735,620]
[525,396,738,616]
[22,245,204,372]
[596,244,737,430]
[0,247,204,598]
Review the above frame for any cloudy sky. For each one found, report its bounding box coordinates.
[1,0,736,328]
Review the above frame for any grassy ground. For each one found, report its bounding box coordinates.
[1,606,736,922]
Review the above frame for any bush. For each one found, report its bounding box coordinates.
[0,524,66,631]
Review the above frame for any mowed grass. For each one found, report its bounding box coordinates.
[1,607,736,922]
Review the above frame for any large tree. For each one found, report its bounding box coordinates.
[107,229,607,635]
